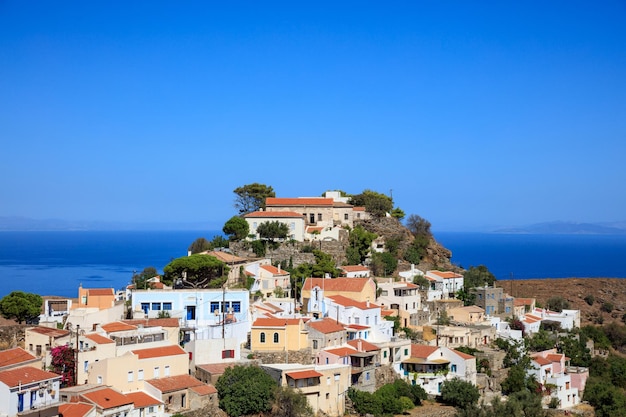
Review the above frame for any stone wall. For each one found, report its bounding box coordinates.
[252,348,314,365]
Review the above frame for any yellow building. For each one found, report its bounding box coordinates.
[250,318,309,352]
[74,286,117,310]
[301,277,376,315]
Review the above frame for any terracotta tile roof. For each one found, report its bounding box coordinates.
[340,265,370,273]
[27,326,70,337]
[87,288,115,296]
[59,402,95,417]
[546,353,565,362]
[327,295,378,310]
[325,347,357,357]
[428,271,463,279]
[125,391,163,407]
[204,251,247,263]
[452,305,485,313]
[266,198,334,206]
[348,339,380,352]
[245,211,304,218]
[451,349,475,360]
[260,265,289,275]
[0,347,37,367]
[81,387,133,409]
[132,345,187,359]
[411,344,439,359]
[532,356,552,366]
[0,366,60,388]
[147,374,205,393]
[286,370,323,379]
[101,322,137,333]
[514,298,535,306]
[196,363,236,375]
[306,226,324,233]
[303,277,371,292]
[85,334,115,344]
[190,384,217,395]
[381,310,395,317]
[252,318,301,327]
[122,318,180,328]
[345,324,369,331]
[353,207,365,211]
[524,314,542,323]
[307,318,346,334]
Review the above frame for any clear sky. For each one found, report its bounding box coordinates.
[1,1,625,232]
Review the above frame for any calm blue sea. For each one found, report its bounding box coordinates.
[0,231,625,299]
[435,232,626,281]
[0,231,219,298]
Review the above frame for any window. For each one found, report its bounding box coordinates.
[260,332,266,343]
[210,302,220,313]
[222,350,235,359]
[384,350,388,358]
[164,365,170,377]
[312,340,318,349]
[18,393,24,412]
[148,407,154,413]
[404,348,409,356]
[141,303,150,313]
[97,375,103,384]
[163,302,172,310]
[30,390,36,407]
[344,213,349,220]
[151,302,161,310]
[366,316,369,325]
[274,332,279,343]
[84,360,89,372]
[186,306,196,320]
[232,301,241,312]
[128,371,134,382]
[290,222,295,230]
[154,367,160,378]
[317,213,322,221]
[365,372,370,381]
[451,364,457,373]
[138,369,144,380]
[327,376,331,385]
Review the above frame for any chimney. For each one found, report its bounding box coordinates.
[366,299,370,308]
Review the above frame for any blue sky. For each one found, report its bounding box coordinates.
[1,1,625,231]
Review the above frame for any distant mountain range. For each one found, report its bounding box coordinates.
[493,221,626,235]
[0,216,219,231]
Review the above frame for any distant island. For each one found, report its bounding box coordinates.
[492,220,626,235]
[0,216,221,232]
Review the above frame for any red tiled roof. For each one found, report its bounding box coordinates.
[203,251,247,263]
[451,349,475,360]
[122,318,180,328]
[132,345,186,359]
[353,207,365,211]
[286,370,323,379]
[428,271,463,279]
[266,198,334,206]
[303,277,371,292]
[0,347,37,367]
[306,226,324,233]
[27,326,70,337]
[125,391,163,408]
[328,295,378,309]
[340,265,370,272]
[196,363,236,375]
[59,402,95,417]
[147,374,205,393]
[0,366,60,387]
[190,384,217,395]
[307,318,346,334]
[101,322,137,333]
[546,353,565,362]
[533,356,551,366]
[345,324,369,330]
[411,344,439,359]
[325,347,357,357]
[253,318,301,327]
[81,387,133,409]
[348,339,380,352]
[87,288,115,296]
[260,265,289,275]
[85,334,115,344]
[245,211,304,218]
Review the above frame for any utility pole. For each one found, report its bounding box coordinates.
[75,324,80,386]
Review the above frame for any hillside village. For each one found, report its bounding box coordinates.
[0,191,594,417]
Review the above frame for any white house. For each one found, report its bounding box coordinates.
[530,350,583,409]
[339,265,371,278]
[0,366,62,417]
[246,264,291,299]
[400,344,476,396]
[131,289,251,346]
[244,211,306,241]
[425,271,464,299]
[376,281,421,328]
[324,295,393,343]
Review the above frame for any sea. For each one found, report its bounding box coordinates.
[0,231,625,299]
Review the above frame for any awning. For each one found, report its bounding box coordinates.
[286,370,323,380]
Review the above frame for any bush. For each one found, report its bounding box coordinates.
[601,302,614,313]
[584,294,595,306]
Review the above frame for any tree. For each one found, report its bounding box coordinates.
[162,254,228,289]
[49,344,75,387]
[0,291,42,324]
[347,388,383,416]
[405,214,432,237]
[349,190,393,217]
[440,378,480,409]
[346,225,377,265]
[215,365,277,417]
[463,265,496,289]
[584,377,626,417]
[370,252,397,277]
[223,216,250,241]
[132,267,159,289]
[311,250,341,278]
[233,183,275,215]
[188,237,212,254]
[390,207,405,220]
[557,332,591,367]
[545,296,570,312]
[257,221,289,242]
[271,386,314,417]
